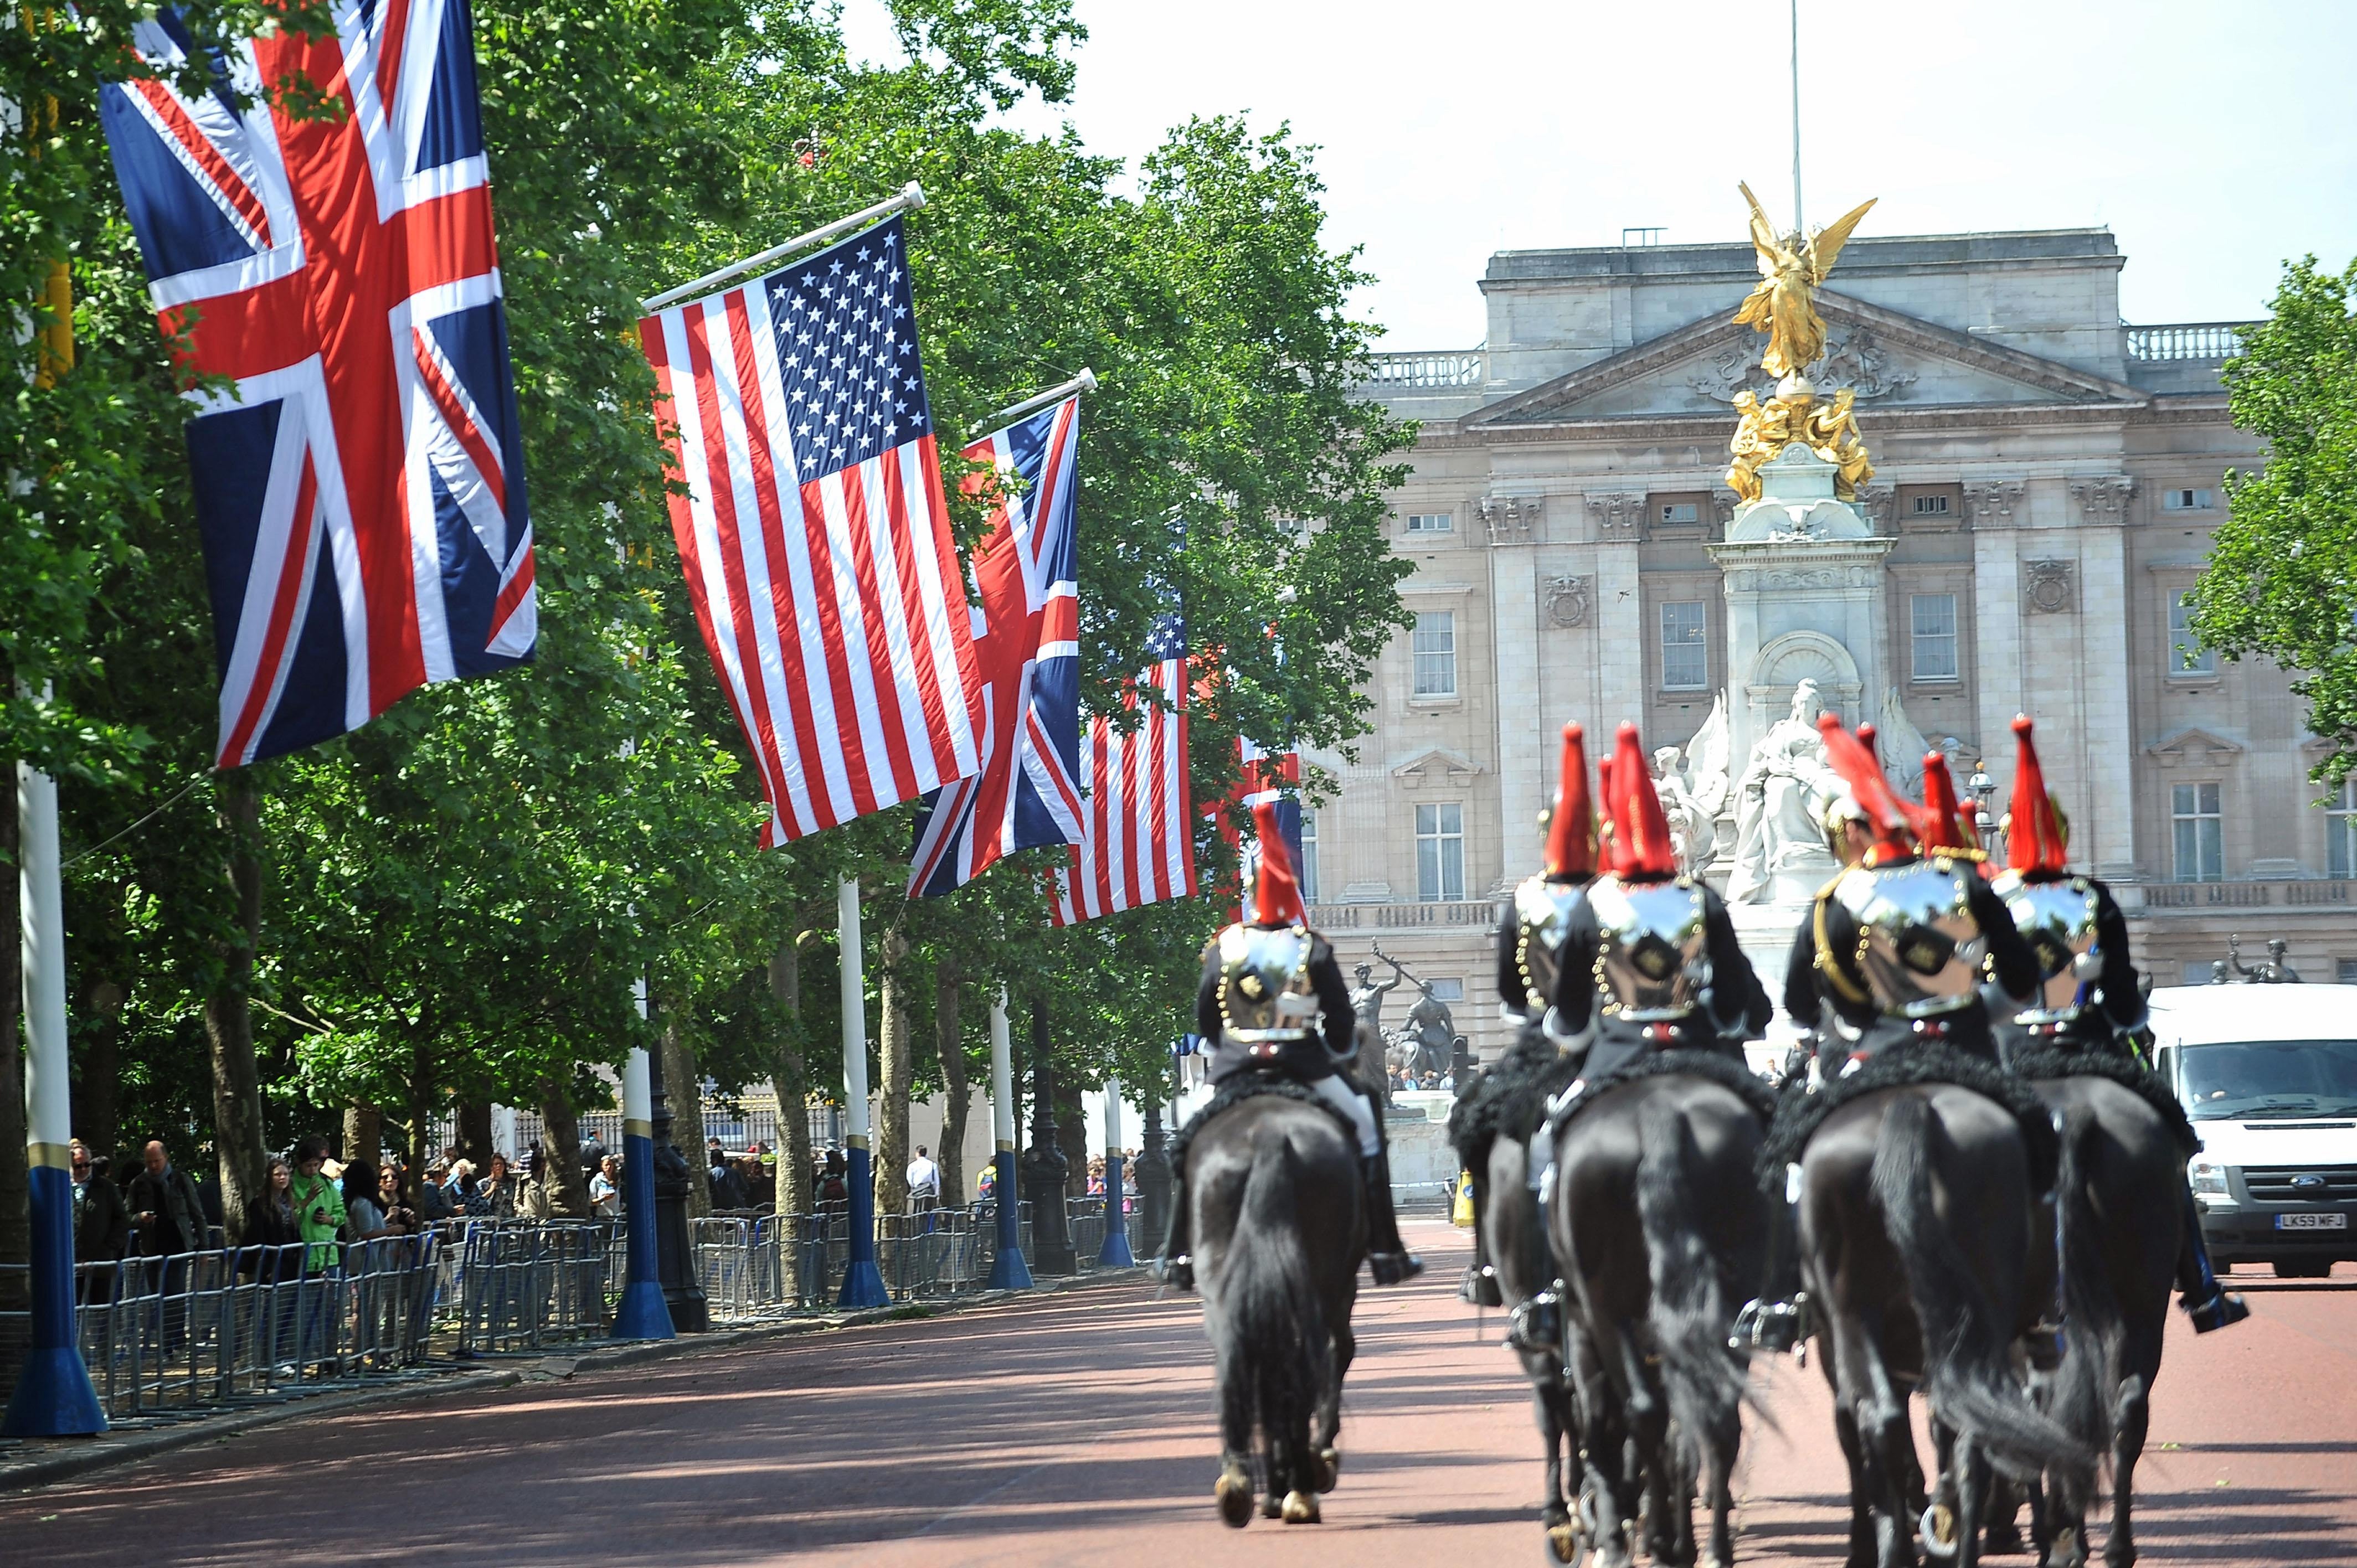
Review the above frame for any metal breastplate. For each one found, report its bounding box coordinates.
[1586,877,1708,1022]
[1216,924,1322,1049]
[1510,873,1585,1012]
[1994,871,2102,1023]
[1833,857,1987,1019]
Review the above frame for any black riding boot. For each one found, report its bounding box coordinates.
[2175,1179,2247,1332]
[1457,1172,1502,1306]
[1731,1181,1806,1353]
[1159,1165,1195,1292]
[1362,1149,1424,1285]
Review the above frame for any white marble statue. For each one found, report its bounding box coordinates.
[1653,745,1716,875]
[1875,687,1933,797]
[1726,678,1846,904]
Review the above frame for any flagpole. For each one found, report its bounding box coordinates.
[978,368,1097,433]
[835,876,890,1308]
[985,990,1032,1288]
[1789,0,1804,234]
[1096,1076,1135,1267]
[610,979,675,1340]
[640,182,927,313]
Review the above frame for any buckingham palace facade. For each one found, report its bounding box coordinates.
[1303,226,2353,1065]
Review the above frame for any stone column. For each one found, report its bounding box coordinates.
[1587,492,1647,731]
[2070,479,2137,878]
[1967,479,2027,770]
[1490,520,1544,880]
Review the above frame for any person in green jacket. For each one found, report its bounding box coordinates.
[289,1136,347,1273]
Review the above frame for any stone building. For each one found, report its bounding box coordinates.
[1309,225,2353,1065]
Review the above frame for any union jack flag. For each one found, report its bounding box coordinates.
[639,214,982,847]
[1048,615,1198,925]
[907,395,1084,895]
[99,2,536,767]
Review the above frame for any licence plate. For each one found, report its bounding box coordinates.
[2275,1211,2349,1231]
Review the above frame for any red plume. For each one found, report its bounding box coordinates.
[1543,723,1594,880]
[1607,723,1678,880]
[2008,714,2068,874]
[1917,752,1976,853]
[1248,798,1304,925]
[1856,721,1878,757]
[1816,713,1916,859]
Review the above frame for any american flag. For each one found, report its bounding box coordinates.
[1048,615,1199,925]
[639,214,982,847]
[907,395,1084,895]
[99,1,536,767]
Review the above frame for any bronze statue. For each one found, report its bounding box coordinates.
[1733,182,1877,380]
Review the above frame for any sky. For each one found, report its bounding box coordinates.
[841,0,2357,350]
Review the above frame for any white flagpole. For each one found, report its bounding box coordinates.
[835,876,887,1306]
[979,368,1097,432]
[985,989,1032,1287]
[640,183,926,313]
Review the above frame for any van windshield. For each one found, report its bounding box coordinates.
[2176,1039,2357,1121]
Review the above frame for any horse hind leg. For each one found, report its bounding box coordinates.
[2105,1374,2150,1568]
[1311,1320,1354,1494]
[1701,1393,1741,1568]
[1213,1347,1257,1528]
[1537,1379,1581,1564]
[1953,1436,1987,1568]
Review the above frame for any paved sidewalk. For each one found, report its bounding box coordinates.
[0,1266,1149,1495]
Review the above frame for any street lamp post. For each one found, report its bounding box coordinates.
[647,1034,709,1333]
[1020,1000,1077,1275]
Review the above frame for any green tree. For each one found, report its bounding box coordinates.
[2195,255,2357,786]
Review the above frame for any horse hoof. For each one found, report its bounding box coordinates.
[1312,1446,1340,1493]
[2050,1525,2082,1567]
[1260,1491,1284,1519]
[1282,1490,1321,1524]
[1921,1502,1959,1561]
[1215,1468,1253,1528]
[1546,1521,1581,1565]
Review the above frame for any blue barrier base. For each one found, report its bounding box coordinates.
[2,1165,105,1436]
[836,1146,891,1309]
[986,1149,1032,1290]
[1,1347,107,1438]
[1096,1204,1136,1268]
[613,1278,677,1340]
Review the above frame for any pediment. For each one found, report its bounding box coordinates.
[1468,291,2143,427]
[2144,727,2245,762]
[1390,746,1483,783]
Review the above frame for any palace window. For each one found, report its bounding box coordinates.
[2172,782,2224,884]
[1427,978,1465,1004]
[1913,494,1952,517]
[1659,502,1700,526]
[2168,590,2215,676]
[1299,811,1321,904]
[1416,802,1465,902]
[2329,780,2357,880]
[1910,594,1960,682]
[2161,489,2216,512]
[1660,601,1709,690]
[1412,610,1457,697]
[1405,512,1454,535]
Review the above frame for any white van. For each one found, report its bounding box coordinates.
[2147,984,2357,1278]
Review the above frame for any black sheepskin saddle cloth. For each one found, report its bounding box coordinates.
[1756,1043,2061,1193]
[1447,1023,1581,1171]
[1169,1072,1357,1175]
[1555,1048,1782,1131]
[2008,1043,2200,1157]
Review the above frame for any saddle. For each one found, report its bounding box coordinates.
[1755,1040,2061,1193]
[1167,1070,1357,1177]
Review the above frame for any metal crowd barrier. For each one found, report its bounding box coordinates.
[1064,1195,1144,1266]
[0,1234,441,1421]
[446,1219,615,1355]
[689,1206,1027,1321]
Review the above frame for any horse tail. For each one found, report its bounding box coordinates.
[2051,1103,2121,1479]
[1226,1127,1335,1463]
[1871,1092,2085,1480]
[1635,1096,1749,1472]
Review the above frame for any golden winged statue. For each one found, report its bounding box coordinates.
[1732,182,1877,379]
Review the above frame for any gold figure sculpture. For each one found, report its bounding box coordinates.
[1725,384,1875,504]
[1732,182,1877,380]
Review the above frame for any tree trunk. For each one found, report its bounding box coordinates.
[342,1104,382,1168]
[455,1101,493,1169]
[537,1077,589,1217]
[0,768,28,1292]
[80,976,125,1160]
[767,938,813,1216]
[932,958,968,1210]
[660,1015,711,1220]
[1054,1072,1090,1194]
[872,924,913,1217]
[201,768,268,1246]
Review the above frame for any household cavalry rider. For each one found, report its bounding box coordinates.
[1541,721,1772,1078]
[1157,800,1424,1291]
[1991,715,2248,1333]
[1735,714,2044,1352]
[1457,721,1599,1308]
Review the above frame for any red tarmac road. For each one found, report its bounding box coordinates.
[2,1218,2350,1567]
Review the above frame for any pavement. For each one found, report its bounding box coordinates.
[0,1218,2348,1568]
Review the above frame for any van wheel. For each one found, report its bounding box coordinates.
[2272,1258,2334,1279]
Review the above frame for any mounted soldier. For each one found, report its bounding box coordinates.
[1993,714,2247,1335]
[1159,800,1423,1291]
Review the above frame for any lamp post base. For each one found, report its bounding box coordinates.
[612,1278,676,1340]
[836,1259,890,1309]
[836,1145,892,1309]
[1,1347,107,1438]
[986,1149,1033,1289]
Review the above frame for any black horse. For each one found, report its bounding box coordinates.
[1476,1123,1591,1562]
[1189,1092,1363,1526]
[2029,1071,2192,1568]
[1548,1065,1770,1568]
[1798,1086,2087,1568]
